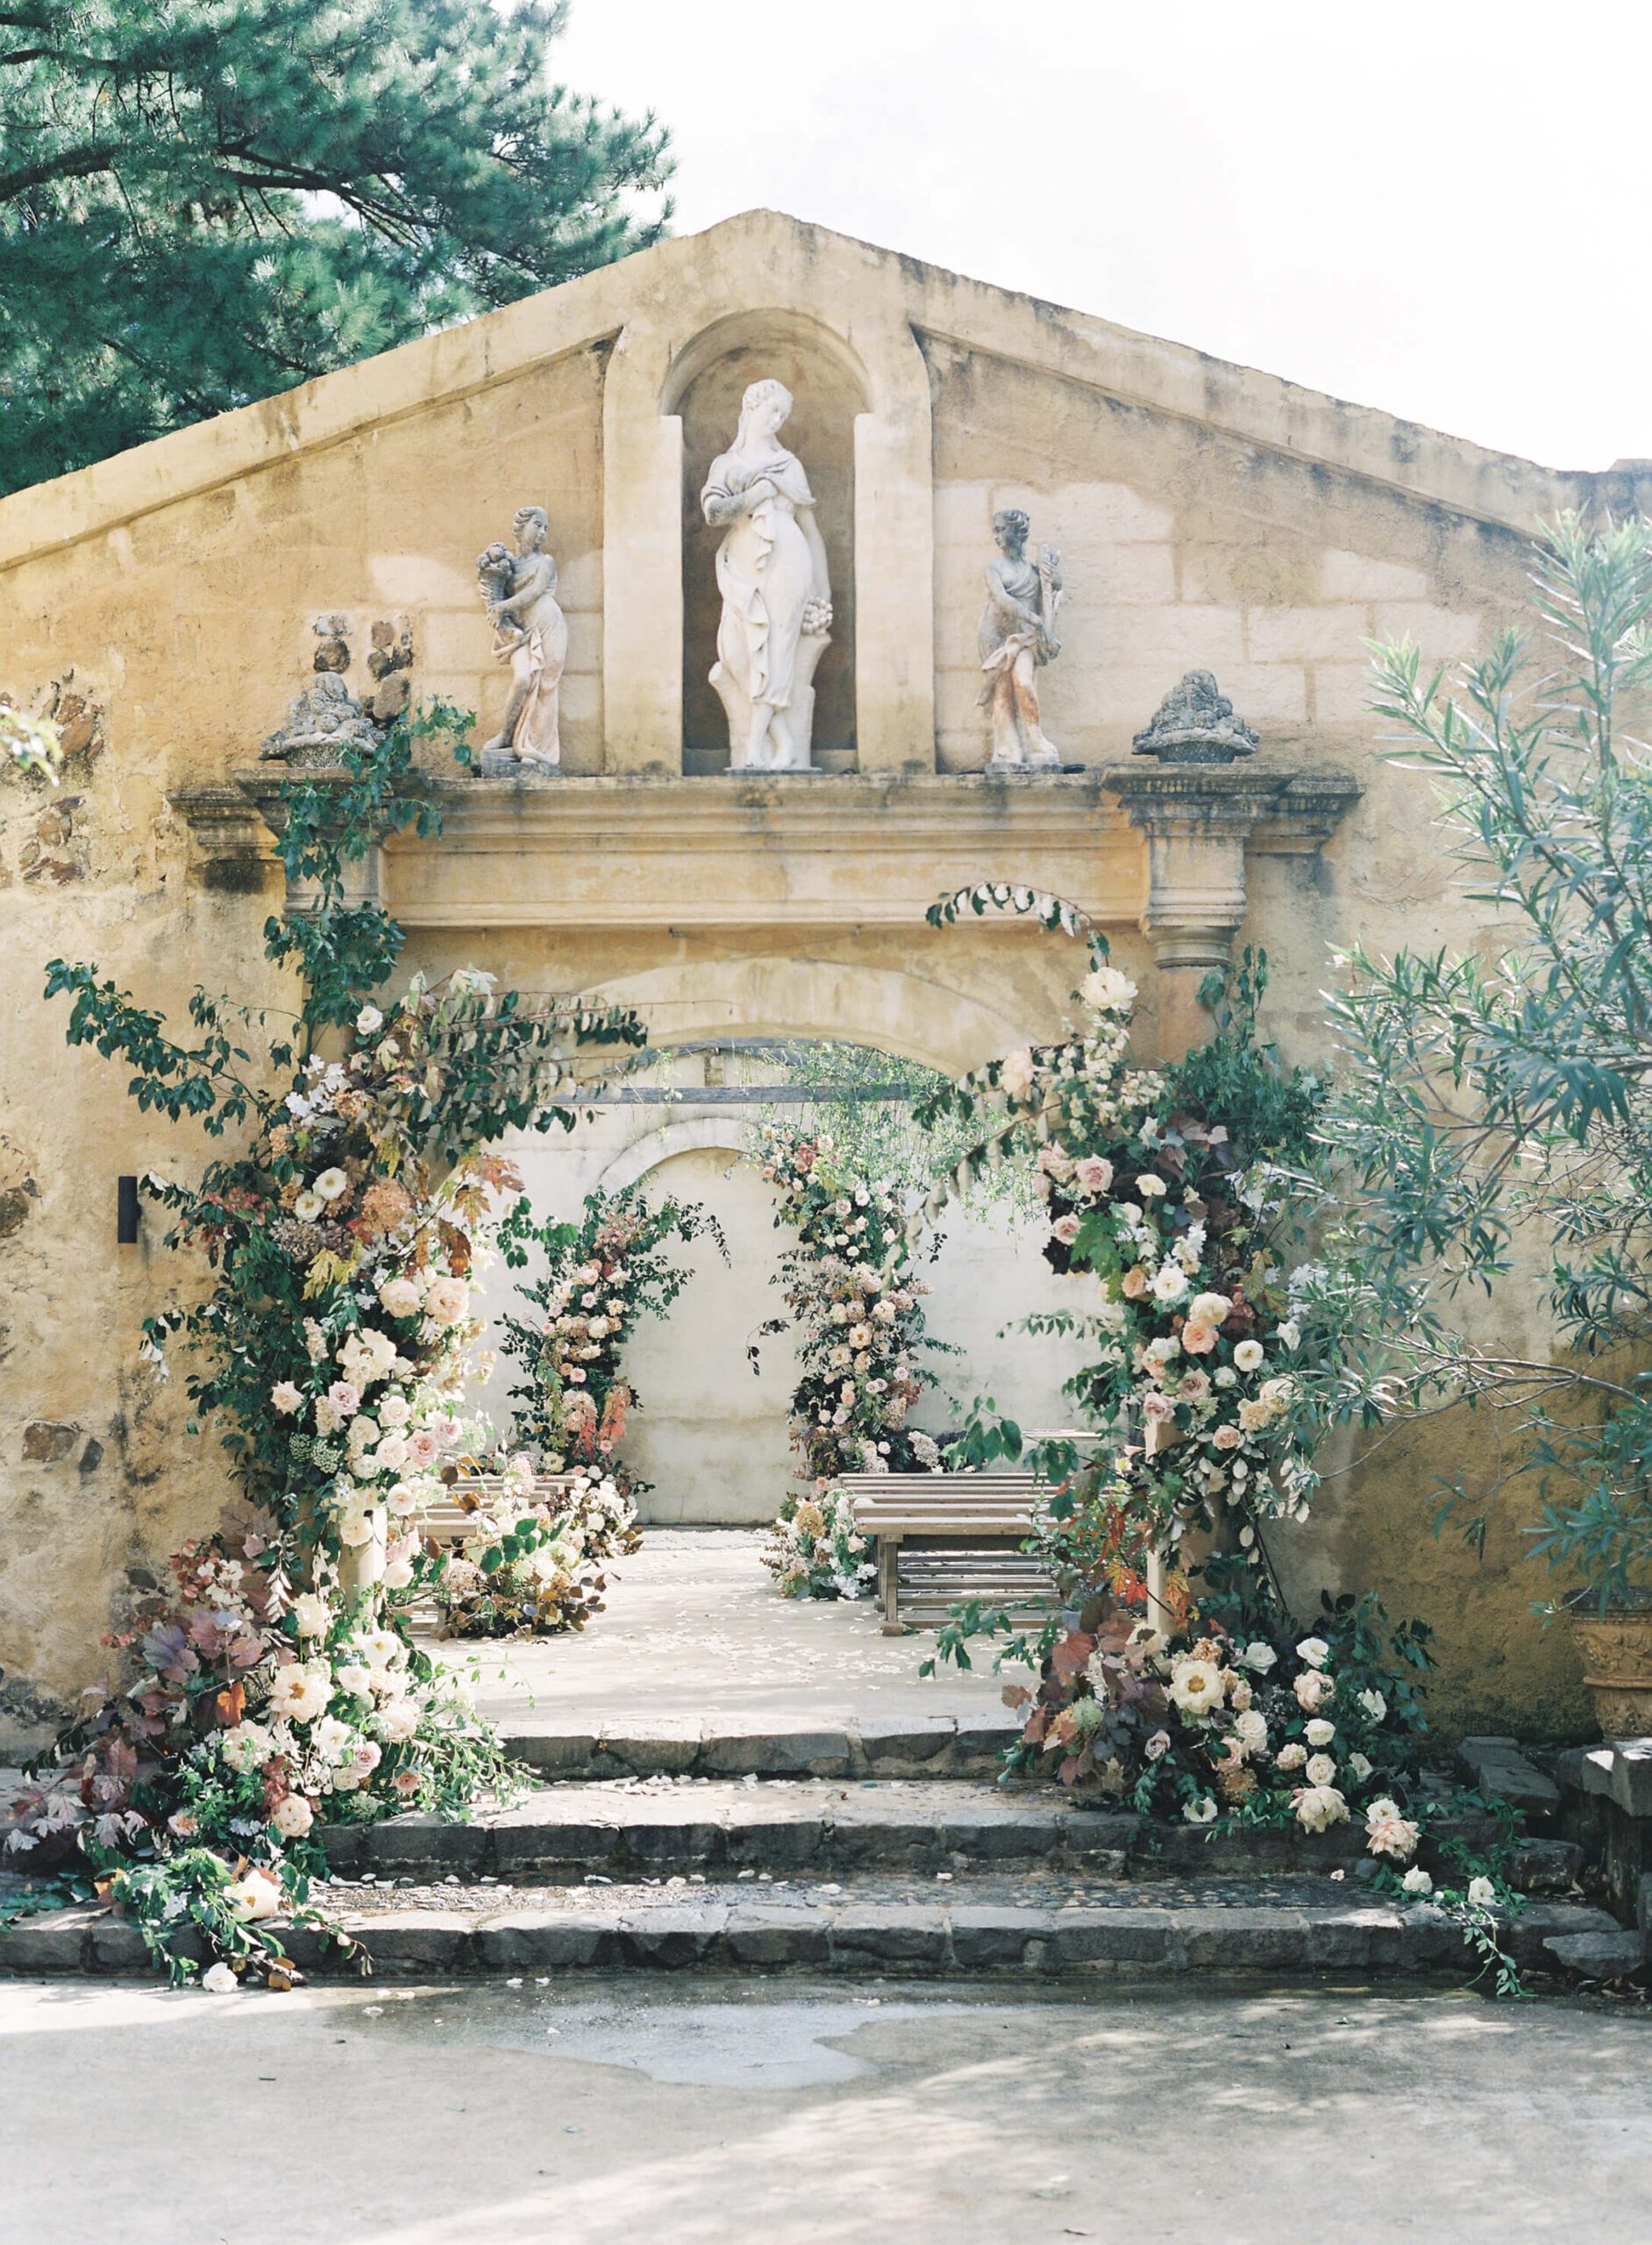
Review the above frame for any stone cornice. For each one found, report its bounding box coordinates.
[168,762,1362,936]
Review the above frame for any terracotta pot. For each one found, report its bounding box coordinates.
[1570,1607,1652,1736]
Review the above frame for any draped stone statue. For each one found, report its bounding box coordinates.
[979,508,1063,768]
[701,379,833,772]
[476,505,566,774]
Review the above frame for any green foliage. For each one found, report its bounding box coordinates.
[1313,515,1652,1609]
[1,0,672,492]
[759,1039,1036,1215]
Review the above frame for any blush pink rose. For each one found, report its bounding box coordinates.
[1180,1321,1218,1356]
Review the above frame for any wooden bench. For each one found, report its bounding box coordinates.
[840,1472,1057,1636]
[417,1473,580,1550]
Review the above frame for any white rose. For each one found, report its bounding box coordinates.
[1136,1174,1168,1200]
[999,1047,1036,1098]
[378,1276,423,1321]
[338,1507,376,1550]
[1188,1292,1232,1328]
[1305,1718,1335,1747]
[1182,1795,1218,1826]
[1278,1320,1301,1351]
[333,1662,371,1697]
[268,1664,331,1724]
[1150,1264,1190,1306]
[355,1006,383,1036]
[1231,1708,1269,1756]
[313,1167,349,1204]
[1305,1752,1338,1786]
[1080,965,1136,1013]
[377,1393,410,1429]
[1233,1339,1266,1373]
[290,1592,331,1639]
[424,1275,469,1327]
[1293,1784,1349,1835]
[1467,1875,1497,1907]
[1356,1688,1387,1721]
[218,1721,274,1774]
[1170,1657,1226,1718]
[1348,1752,1373,1782]
[1241,1640,1278,1674]
[271,1381,303,1415]
[382,1558,415,1591]
[1295,1636,1331,1669]
[312,1715,354,1764]
[1366,1796,1403,1825]
[372,1433,410,1473]
[293,1190,324,1223]
[202,1961,240,1993]
[271,1793,315,1840]
[1401,1866,1434,1896]
[375,1697,421,1743]
[224,1867,283,1922]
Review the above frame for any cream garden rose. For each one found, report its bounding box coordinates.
[270,1793,315,1840]
[424,1275,469,1327]
[1293,1784,1349,1834]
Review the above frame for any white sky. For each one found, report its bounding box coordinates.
[555,0,1648,471]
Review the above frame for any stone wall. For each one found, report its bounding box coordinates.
[4,210,1645,1748]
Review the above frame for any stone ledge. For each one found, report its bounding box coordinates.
[9,1883,1623,1982]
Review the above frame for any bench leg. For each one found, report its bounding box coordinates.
[879,1539,907,1636]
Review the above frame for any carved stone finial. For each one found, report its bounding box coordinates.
[258,671,382,766]
[1132,669,1259,765]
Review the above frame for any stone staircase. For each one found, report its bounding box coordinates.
[2,1712,1626,1983]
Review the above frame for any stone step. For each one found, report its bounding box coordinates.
[2,1869,1623,1983]
[323,1778,1136,1883]
[315,1778,1515,1886]
[496,1714,1022,1781]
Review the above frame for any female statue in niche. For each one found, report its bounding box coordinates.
[979,507,1063,768]
[476,504,567,773]
[701,378,833,772]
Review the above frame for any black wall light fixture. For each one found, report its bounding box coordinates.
[117,1175,140,1245]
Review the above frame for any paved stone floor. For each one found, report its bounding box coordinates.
[431,1527,1033,1735]
[3,1974,1646,2243]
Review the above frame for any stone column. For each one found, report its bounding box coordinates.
[1105,766,1279,1058]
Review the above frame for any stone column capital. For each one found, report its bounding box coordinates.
[1103,761,1362,1056]
[1104,763,1361,966]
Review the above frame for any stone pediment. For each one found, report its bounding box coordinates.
[0,207,1627,575]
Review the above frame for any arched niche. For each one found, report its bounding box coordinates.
[601,235,935,774]
[671,312,871,774]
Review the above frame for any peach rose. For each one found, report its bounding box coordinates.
[1181,1320,1218,1356]
[1121,1266,1148,1300]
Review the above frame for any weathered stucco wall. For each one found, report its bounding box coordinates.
[4,210,1643,1750]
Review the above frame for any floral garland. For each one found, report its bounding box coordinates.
[3,714,647,1982]
[499,1182,723,1521]
[917,887,1322,1568]
[756,1122,943,1599]
[912,887,1529,1981]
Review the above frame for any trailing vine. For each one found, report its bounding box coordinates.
[2,706,647,1983]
